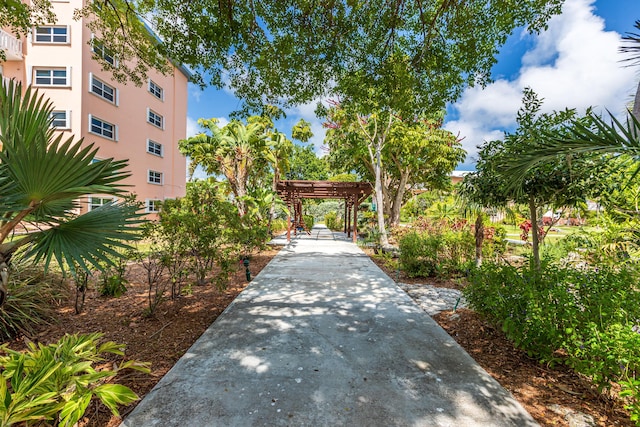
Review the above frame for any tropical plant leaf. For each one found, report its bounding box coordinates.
[93,384,139,415]
[25,201,144,273]
[58,391,92,427]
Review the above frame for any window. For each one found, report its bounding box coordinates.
[148,80,163,100]
[51,110,70,128]
[89,196,115,211]
[89,74,116,104]
[34,26,69,44]
[148,170,163,185]
[91,39,115,66]
[147,139,163,156]
[146,199,162,213]
[89,115,116,140]
[34,68,69,86]
[147,109,163,128]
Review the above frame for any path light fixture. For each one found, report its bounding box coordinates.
[243,257,251,281]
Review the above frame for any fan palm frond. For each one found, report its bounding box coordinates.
[0,78,143,306]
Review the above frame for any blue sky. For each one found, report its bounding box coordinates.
[186,0,640,170]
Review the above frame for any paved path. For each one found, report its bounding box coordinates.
[121,225,538,427]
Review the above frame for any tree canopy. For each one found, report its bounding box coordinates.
[3,0,564,110]
[467,88,604,268]
[324,103,465,227]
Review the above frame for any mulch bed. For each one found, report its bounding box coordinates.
[366,248,634,426]
[4,245,635,426]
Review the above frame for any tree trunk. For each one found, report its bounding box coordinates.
[268,170,279,234]
[633,79,640,122]
[389,170,410,227]
[475,213,484,268]
[235,185,247,217]
[529,195,541,270]
[374,148,389,246]
[0,253,9,307]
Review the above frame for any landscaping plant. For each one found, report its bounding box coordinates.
[0,259,62,341]
[397,217,502,277]
[464,261,640,422]
[0,333,149,426]
[98,250,130,298]
[0,79,142,307]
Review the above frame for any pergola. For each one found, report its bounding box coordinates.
[276,180,373,243]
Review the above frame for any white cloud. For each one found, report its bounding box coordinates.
[445,0,638,168]
[186,117,199,138]
[186,116,230,138]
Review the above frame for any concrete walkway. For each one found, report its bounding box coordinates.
[121,225,538,427]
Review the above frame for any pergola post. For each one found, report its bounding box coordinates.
[286,199,292,242]
[352,197,358,243]
[343,201,348,234]
[346,201,351,238]
[275,180,373,244]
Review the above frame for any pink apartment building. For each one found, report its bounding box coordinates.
[0,1,189,215]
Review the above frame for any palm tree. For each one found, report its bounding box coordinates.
[179,118,268,217]
[0,79,142,306]
[621,20,640,120]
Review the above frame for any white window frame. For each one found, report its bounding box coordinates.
[91,36,116,66]
[147,170,163,185]
[147,108,164,129]
[146,199,162,213]
[88,114,118,141]
[146,139,163,157]
[33,67,71,87]
[148,80,164,101]
[34,26,70,44]
[88,73,118,105]
[88,196,116,211]
[50,110,71,129]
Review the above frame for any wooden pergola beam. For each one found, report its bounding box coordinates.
[276,180,373,243]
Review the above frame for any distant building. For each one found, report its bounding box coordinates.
[0,3,189,215]
[450,170,471,185]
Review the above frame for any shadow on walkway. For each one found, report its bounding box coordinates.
[121,225,538,427]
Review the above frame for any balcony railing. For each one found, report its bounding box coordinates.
[0,29,23,61]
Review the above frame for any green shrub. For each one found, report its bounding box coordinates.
[0,333,150,426]
[303,214,315,230]
[621,375,640,424]
[98,252,130,297]
[464,262,640,422]
[399,229,473,277]
[0,262,62,341]
[399,231,440,277]
[324,212,344,231]
[270,218,288,234]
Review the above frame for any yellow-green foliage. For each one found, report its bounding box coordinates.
[0,333,149,427]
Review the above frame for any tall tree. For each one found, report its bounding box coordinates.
[324,104,465,228]
[5,1,563,109]
[322,98,396,245]
[479,88,601,269]
[179,118,268,217]
[287,145,330,181]
[0,80,141,306]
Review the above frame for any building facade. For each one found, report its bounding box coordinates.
[0,1,189,215]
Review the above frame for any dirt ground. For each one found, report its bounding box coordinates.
[5,245,635,426]
[6,247,281,427]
